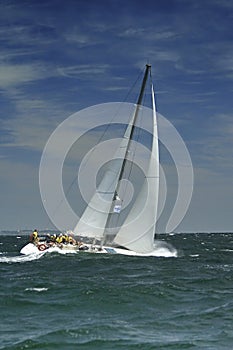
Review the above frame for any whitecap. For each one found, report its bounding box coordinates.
[25,287,48,292]
[153,240,178,257]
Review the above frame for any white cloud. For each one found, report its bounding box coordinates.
[0,63,55,88]
[57,64,109,78]
[63,31,90,45]
[119,27,177,40]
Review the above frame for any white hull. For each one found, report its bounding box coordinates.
[20,241,177,257]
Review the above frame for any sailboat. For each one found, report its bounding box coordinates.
[20,64,177,257]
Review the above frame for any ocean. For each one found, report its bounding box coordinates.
[0,232,233,350]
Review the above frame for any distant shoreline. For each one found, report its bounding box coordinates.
[0,230,232,236]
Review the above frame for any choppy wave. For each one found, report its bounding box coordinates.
[1,233,233,350]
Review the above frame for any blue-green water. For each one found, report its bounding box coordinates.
[0,233,233,349]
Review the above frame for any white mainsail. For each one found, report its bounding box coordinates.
[114,85,159,253]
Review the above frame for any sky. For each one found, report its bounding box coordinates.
[0,0,233,233]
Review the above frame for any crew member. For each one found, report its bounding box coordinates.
[30,229,39,243]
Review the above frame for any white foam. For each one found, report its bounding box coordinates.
[153,240,178,257]
[25,287,48,292]
[0,252,45,263]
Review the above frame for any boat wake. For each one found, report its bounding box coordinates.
[0,252,45,263]
[153,240,178,257]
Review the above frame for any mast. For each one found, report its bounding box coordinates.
[102,64,151,243]
[117,64,151,184]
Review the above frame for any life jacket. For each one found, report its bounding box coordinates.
[56,236,63,243]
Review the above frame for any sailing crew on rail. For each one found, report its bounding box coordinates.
[30,229,39,243]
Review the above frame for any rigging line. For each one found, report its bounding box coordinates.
[121,107,144,195]
[43,68,146,231]
[66,68,147,212]
[118,81,149,206]
[78,68,145,175]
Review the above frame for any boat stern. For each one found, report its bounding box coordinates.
[20,243,39,255]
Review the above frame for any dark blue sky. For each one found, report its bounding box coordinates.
[0,0,232,231]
